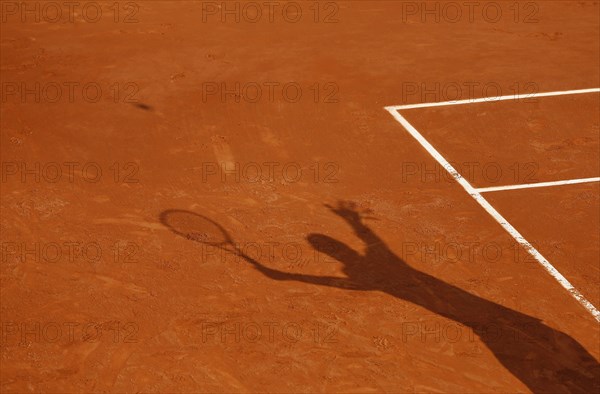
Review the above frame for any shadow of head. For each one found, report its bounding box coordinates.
[307,233,357,262]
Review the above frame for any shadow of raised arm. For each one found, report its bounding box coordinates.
[324,202,396,258]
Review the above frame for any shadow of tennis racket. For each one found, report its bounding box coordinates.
[160,209,241,254]
[159,208,360,286]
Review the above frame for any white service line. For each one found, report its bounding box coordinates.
[385,87,600,111]
[476,177,600,193]
[385,104,600,322]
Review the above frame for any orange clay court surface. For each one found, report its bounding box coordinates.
[1,1,599,393]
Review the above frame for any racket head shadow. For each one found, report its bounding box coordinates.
[160,209,234,248]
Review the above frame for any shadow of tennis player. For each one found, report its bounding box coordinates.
[160,202,599,393]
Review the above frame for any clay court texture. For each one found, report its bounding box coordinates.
[1,1,599,393]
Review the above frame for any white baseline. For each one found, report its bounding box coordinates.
[386,87,600,111]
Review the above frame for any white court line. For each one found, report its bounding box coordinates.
[385,88,600,322]
[476,177,600,193]
[385,87,600,111]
